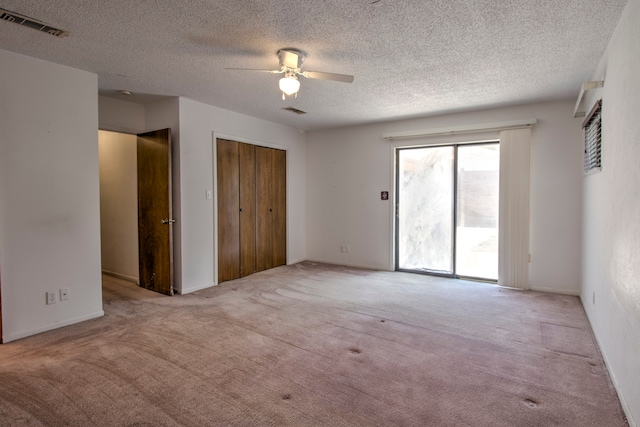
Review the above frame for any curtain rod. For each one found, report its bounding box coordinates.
[382,118,537,140]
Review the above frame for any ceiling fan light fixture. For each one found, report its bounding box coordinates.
[226,47,353,100]
[279,75,300,96]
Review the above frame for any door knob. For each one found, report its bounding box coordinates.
[161,218,176,224]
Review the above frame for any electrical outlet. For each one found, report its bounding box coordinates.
[47,291,57,305]
[340,245,345,253]
[60,288,70,301]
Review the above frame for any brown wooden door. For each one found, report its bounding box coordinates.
[238,142,256,277]
[137,129,174,295]
[217,139,241,282]
[255,146,273,272]
[272,149,287,267]
[217,140,286,282]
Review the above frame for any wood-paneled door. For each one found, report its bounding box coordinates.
[137,129,174,295]
[271,148,287,267]
[239,143,257,277]
[217,139,286,283]
[255,146,274,272]
[256,147,286,272]
[217,139,241,282]
[217,139,259,281]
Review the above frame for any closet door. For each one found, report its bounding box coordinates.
[272,148,287,267]
[255,146,274,272]
[217,139,240,282]
[218,140,286,282]
[238,142,256,277]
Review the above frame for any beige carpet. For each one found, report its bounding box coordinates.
[0,262,628,426]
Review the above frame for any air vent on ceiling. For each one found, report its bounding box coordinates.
[282,107,307,115]
[0,9,69,38]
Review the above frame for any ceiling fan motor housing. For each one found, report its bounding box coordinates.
[278,48,305,70]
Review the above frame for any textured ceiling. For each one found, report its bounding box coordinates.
[0,1,628,131]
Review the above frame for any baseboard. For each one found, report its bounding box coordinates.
[2,310,105,343]
[528,285,580,296]
[582,305,636,427]
[304,258,390,272]
[102,270,139,284]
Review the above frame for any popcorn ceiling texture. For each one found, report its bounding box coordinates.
[0,0,628,130]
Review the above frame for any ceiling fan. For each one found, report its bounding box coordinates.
[226,48,354,100]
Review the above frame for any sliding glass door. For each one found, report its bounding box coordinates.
[397,146,455,274]
[396,143,499,281]
[455,144,500,280]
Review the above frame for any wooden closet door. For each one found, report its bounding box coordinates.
[238,142,256,277]
[217,139,240,282]
[255,146,273,272]
[272,149,287,267]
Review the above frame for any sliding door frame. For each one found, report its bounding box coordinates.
[394,141,499,282]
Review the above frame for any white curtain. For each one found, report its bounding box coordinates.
[498,128,531,289]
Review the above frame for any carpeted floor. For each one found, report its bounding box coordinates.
[0,262,628,426]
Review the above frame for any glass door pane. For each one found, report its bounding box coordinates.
[397,146,454,274]
[456,144,499,280]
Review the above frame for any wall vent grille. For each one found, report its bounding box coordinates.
[282,107,307,115]
[0,9,69,38]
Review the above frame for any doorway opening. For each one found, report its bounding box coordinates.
[98,130,139,285]
[98,129,174,296]
[395,142,499,281]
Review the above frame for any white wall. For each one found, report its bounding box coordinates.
[98,131,139,282]
[306,99,584,294]
[0,49,103,342]
[98,96,146,134]
[178,98,307,294]
[581,0,640,424]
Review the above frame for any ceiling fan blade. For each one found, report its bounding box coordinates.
[301,71,354,83]
[225,68,283,74]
